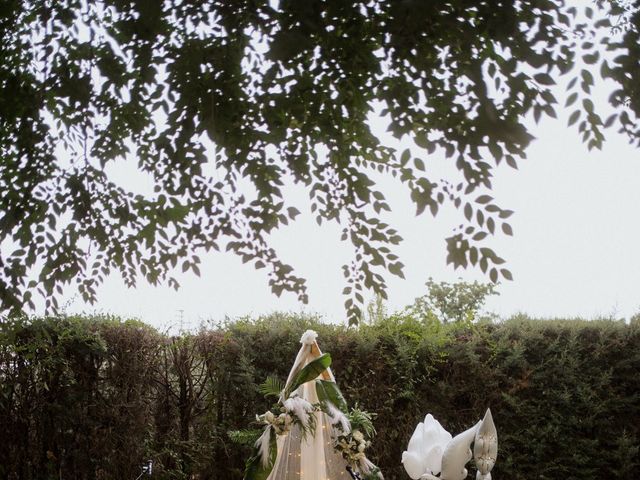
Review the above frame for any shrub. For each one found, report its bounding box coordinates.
[0,314,637,479]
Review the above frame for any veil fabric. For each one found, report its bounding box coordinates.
[267,333,350,480]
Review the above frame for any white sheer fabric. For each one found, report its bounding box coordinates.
[267,334,351,480]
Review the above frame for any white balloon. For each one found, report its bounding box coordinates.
[403,421,428,478]
[424,444,445,475]
[440,422,480,480]
[407,422,426,453]
[422,414,452,474]
[403,410,499,480]
[402,450,426,480]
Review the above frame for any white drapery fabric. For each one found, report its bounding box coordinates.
[267,331,350,480]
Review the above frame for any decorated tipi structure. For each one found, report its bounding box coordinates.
[241,330,383,480]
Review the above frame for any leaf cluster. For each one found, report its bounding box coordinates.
[1,1,640,325]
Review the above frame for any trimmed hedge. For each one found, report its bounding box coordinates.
[0,314,638,479]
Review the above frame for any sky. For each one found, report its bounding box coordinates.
[60,17,640,331]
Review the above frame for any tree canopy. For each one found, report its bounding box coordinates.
[1,0,638,323]
[405,278,499,324]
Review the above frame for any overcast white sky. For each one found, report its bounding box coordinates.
[59,16,640,330]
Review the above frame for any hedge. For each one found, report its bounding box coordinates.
[0,314,638,479]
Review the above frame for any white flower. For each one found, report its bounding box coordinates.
[352,430,364,442]
[300,330,318,345]
[358,443,366,453]
[265,411,275,423]
[272,413,293,435]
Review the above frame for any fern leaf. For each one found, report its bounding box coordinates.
[228,429,262,446]
[259,376,284,399]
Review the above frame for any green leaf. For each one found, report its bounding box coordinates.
[229,429,263,446]
[287,207,301,219]
[581,69,594,86]
[259,376,284,398]
[568,110,580,127]
[389,262,405,279]
[506,155,518,169]
[565,92,578,107]
[286,354,332,397]
[583,52,599,65]
[347,407,376,438]
[534,73,555,85]
[488,142,503,162]
[400,148,411,166]
[489,267,498,283]
[316,379,348,413]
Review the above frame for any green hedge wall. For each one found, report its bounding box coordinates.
[0,314,638,480]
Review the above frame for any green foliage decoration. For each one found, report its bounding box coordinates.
[228,429,263,447]
[285,352,332,398]
[316,379,349,413]
[2,1,640,323]
[348,407,377,439]
[258,376,284,399]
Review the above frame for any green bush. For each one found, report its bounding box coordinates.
[0,313,638,479]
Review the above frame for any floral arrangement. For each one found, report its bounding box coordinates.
[335,429,371,465]
[332,408,382,479]
[255,394,317,438]
[257,409,294,436]
[230,331,383,480]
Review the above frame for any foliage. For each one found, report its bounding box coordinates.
[0,315,161,479]
[362,294,388,325]
[316,378,349,413]
[404,278,499,324]
[285,352,331,397]
[228,429,263,447]
[2,1,640,323]
[348,407,377,439]
[0,313,638,479]
[258,375,284,399]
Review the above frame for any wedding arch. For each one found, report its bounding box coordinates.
[241,330,383,480]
